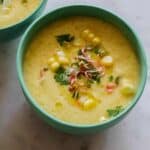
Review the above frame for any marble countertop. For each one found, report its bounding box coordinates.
[0,0,150,150]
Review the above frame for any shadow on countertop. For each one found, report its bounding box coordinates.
[0,102,107,150]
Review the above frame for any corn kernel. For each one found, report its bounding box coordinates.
[55,102,63,109]
[78,96,87,105]
[87,33,95,41]
[121,81,135,96]
[58,57,69,65]
[2,7,10,14]
[82,29,90,38]
[100,116,107,122]
[92,37,101,46]
[47,57,55,65]
[73,39,82,47]
[56,51,65,57]
[50,62,60,71]
[101,56,113,66]
[83,99,96,110]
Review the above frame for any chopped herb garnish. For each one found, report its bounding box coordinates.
[86,80,93,88]
[93,47,108,57]
[54,67,69,85]
[108,75,120,85]
[56,34,75,46]
[0,0,3,4]
[99,49,108,57]
[109,75,114,82]
[93,47,100,54]
[115,76,121,85]
[53,46,105,101]
[78,49,82,55]
[91,72,101,83]
[107,106,124,117]
[72,90,80,99]
[71,62,79,67]
[22,0,27,3]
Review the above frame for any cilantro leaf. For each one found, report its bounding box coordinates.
[54,67,69,85]
[93,47,108,57]
[107,106,124,117]
[77,49,82,55]
[109,75,114,82]
[91,73,101,83]
[22,0,28,3]
[56,34,74,46]
[0,0,3,4]
[115,76,121,85]
[93,47,100,54]
[72,90,80,99]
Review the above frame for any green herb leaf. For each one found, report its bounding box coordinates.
[72,91,80,99]
[22,0,27,3]
[0,0,3,4]
[93,47,108,57]
[94,74,101,83]
[78,49,82,55]
[115,76,121,85]
[54,67,69,85]
[107,106,124,117]
[93,47,100,54]
[109,75,114,82]
[86,79,94,88]
[56,34,75,46]
[90,71,101,83]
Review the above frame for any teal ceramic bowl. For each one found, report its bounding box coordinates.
[0,0,47,41]
[17,5,147,134]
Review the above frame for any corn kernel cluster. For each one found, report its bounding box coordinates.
[82,29,101,46]
[48,51,69,71]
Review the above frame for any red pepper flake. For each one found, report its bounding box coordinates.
[69,72,77,85]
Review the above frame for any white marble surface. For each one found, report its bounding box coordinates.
[0,0,150,150]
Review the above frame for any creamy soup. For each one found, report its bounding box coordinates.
[0,0,41,28]
[24,16,140,124]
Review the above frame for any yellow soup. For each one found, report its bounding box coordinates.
[24,16,140,124]
[0,0,41,28]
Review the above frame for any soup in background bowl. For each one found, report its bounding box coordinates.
[17,6,147,134]
[0,0,47,40]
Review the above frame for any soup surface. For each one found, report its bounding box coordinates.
[24,16,140,124]
[0,0,41,28]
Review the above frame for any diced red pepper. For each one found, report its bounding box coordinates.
[106,83,116,93]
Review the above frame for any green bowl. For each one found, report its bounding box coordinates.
[0,0,47,41]
[17,5,147,134]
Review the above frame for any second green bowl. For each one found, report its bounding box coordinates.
[0,0,47,41]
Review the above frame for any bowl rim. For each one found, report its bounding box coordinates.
[17,5,147,129]
[0,0,47,30]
